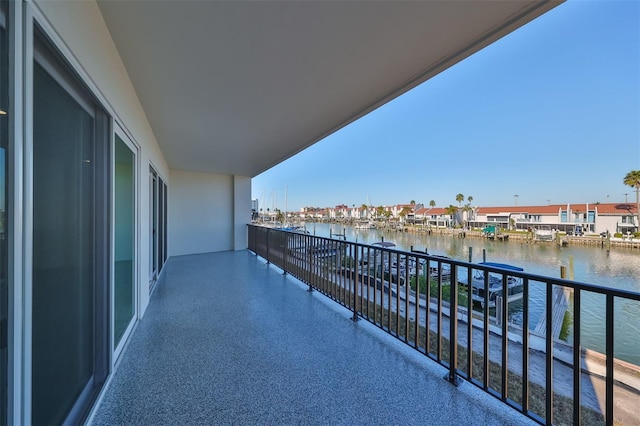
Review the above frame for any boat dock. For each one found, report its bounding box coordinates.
[533,286,571,339]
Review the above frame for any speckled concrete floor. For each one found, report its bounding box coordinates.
[88,250,536,426]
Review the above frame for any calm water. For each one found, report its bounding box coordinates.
[302,223,640,365]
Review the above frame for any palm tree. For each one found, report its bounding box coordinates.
[623,170,640,227]
[445,204,458,228]
[399,207,410,222]
[464,195,474,223]
[429,200,436,208]
[456,193,464,206]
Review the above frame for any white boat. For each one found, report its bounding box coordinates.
[458,262,524,308]
[534,226,554,241]
[354,220,376,229]
[427,255,451,279]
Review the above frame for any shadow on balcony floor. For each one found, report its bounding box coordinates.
[89,250,536,425]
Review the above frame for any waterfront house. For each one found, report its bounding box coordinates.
[471,203,637,234]
[0,1,581,425]
[414,206,453,228]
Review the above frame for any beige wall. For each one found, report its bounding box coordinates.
[168,170,246,256]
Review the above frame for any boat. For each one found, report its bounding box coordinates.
[371,240,396,249]
[280,224,309,233]
[457,262,524,308]
[354,220,376,229]
[427,254,452,279]
[534,226,554,241]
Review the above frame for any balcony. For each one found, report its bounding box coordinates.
[89,250,536,425]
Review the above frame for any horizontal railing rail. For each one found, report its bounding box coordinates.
[247,224,640,425]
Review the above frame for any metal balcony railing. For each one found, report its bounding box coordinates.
[247,224,640,425]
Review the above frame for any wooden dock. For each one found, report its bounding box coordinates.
[534,286,571,340]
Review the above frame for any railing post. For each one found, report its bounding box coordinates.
[283,231,288,275]
[266,228,270,264]
[306,234,314,293]
[445,265,460,386]
[352,244,359,322]
[606,294,614,426]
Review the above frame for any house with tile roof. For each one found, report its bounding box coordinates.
[470,203,637,234]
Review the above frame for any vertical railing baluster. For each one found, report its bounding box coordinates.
[467,266,472,379]
[446,265,460,385]
[352,244,359,322]
[426,260,432,355]
[546,282,554,426]
[483,268,489,391]
[387,251,392,333]
[266,228,270,264]
[338,242,344,303]
[522,278,530,413]
[606,294,614,426]
[360,245,365,319]
[366,247,371,319]
[573,288,581,425]
[307,235,313,293]
[404,254,410,342]
[395,252,400,336]
[283,232,288,275]
[437,263,442,362]
[373,247,378,325]
[501,275,509,401]
[414,255,420,349]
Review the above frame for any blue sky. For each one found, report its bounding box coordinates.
[252,0,640,212]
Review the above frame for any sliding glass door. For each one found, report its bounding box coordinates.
[149,168,167,292]
[149,168,157,289]
[0,2,8,424]
[32,29,109,425]
[114,133,136,353]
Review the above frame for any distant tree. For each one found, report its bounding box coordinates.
[445,205,458,216]
[467,195,473,205]
[429,200,436,208]
[456,194,464,206]
[623,170,640,226]
[410,200,416,206]
[399,206,411,220]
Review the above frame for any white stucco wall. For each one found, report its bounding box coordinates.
[168,170,235,256]
[233,176,251,250]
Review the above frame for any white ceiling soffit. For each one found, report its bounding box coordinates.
[97,1,562,177]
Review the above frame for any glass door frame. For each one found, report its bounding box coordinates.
[111,124,138,360]
[148,165,167,294]
[149,166,158,291]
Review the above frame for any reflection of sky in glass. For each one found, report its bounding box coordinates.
[308,224,640,365]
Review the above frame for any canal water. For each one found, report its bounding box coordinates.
[303,223,640,366]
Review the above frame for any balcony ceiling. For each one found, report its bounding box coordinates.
[97,1,561,177]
